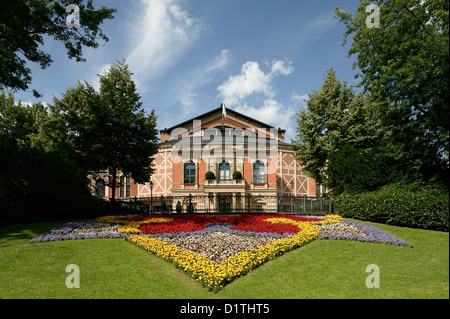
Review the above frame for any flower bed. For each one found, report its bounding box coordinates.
[29,220,130,243]
[127,219,320,291]
[132,214,320,235]
[318,221,412,247]
[29,213,411,291]
[159,232,277,264]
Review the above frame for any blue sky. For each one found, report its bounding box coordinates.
[14,0,361,142]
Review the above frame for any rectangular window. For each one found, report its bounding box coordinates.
[253,161,265,184]
[219,161,230,179]
[316,182,327,197]
[120,176,131,198]
[184,161,196,184]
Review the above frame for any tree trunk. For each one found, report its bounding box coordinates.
[110,167,117,202]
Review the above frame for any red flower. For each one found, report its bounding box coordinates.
[123,214,322,235]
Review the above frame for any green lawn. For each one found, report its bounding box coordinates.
[0,219,448,299]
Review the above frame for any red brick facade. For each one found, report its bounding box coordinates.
[92,106,318,212]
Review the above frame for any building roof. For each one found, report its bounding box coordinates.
[159,134,293,148]
[159,105,286,133]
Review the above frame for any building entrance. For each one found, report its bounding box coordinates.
[219,197,231,213]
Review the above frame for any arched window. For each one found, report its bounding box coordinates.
[219,161,230,179]
[95,179,105,197]
[253,160,265,184]
[184,161,196,184]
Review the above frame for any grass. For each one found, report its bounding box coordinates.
[0,218,448,299]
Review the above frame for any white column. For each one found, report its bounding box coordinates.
[213,194,217,213]
[232,193,236,212]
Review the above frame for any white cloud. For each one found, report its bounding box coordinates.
[218,61,271,105]
[216,59,299,141]
[126,0,201,83]
[204,49,230,74]
[235,99,296,133]
[217,59,293,106]
[271,60,294,76]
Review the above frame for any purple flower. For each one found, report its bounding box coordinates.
[319,221,411,247]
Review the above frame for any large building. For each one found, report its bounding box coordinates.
[92,104,329,214]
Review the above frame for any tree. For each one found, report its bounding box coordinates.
[46,81,104,167]
[0,90,48,148]
[0,90,95,225]
[292,68,405,195]
[0,0,116,96]
[293,68,377,187]
[98,60,159,201]
[335,0,449,183]
[327,144,402,195]
[50,59,159,202]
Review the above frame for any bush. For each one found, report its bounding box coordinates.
[232,171,242,179]
[205,171,215,179]
[0,144,132,226]
[334,182,449,231]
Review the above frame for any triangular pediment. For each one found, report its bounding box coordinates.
[160,105,287,144]
[161,106,275,133]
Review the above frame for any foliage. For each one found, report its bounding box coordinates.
[294,0,449,195]
[0,91,88,225]
[44,81,102,164]
[335,0,449,183]
[327,144,403,194]
[1,61,158,223]
[49,59,159,201]
[0,0,116,95]
[0,92,44,146]
[292,68,391,194]
[334,182,449,231]
[232,171,242,179]
[0,134,128,225]
[205,171,216,179]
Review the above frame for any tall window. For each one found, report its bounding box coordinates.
[95,179,105,197]
[184,161,196,184]
[253,160,265,184]
[316,182,327,197]
[219,161,230,179]
[120,176,131,198]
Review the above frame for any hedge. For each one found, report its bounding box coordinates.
[333,182,449,231]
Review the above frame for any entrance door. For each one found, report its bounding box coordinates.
[219,197,231,213]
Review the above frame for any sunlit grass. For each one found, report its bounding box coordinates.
[0,219,448,298]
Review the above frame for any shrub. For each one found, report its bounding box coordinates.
[232,171,242,179]
[333,182,449,231]
[205,171,215,179]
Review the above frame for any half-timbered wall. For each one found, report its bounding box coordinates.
[277,147,315,197]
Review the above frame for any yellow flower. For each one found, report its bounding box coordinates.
[125,215,323,291]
